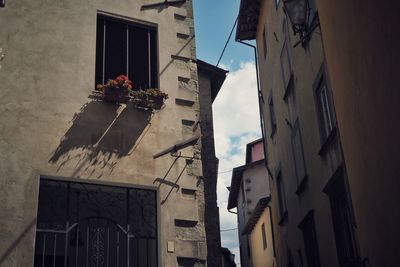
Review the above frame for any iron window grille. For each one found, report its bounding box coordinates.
[95,14,158,90]
[34,179,158,267]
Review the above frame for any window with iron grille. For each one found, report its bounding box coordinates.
[34,179,158,267]
[95,15,158,90]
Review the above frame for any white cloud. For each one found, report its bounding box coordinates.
[213,61,261,265]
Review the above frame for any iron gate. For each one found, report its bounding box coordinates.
[34,179,157,267]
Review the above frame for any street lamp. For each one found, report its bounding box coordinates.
[282,0,315,47]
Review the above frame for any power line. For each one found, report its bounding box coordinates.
[216,15,239,67]
[218,169,232,174]
[220,227,238,232]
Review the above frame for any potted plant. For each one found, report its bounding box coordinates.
[96,75,133,103]
[146,88,169,109]
[132,88,168,110]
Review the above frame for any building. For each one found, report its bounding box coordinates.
[314,1,400,265]
[242,197,275,267]
[221,247,237,267]
[236,0,362,267]
[0,1,227,267]
[227,139,272,267]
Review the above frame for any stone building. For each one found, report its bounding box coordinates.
[227,139,272,267]
[236,0,362,267]
[0,1,226,266]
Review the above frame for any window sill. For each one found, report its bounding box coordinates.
[295,176,308,195]
[318,127,337,156]
[278,211,288,226]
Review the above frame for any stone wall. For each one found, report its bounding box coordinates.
[0,0,209,266]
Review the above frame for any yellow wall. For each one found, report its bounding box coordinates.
[249,208,275,267]
[316,0,400,265]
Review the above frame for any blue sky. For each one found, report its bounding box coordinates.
[193,0,262,265]
[194,0,254,71]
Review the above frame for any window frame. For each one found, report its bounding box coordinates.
[262,26,267,59]
[323,166,361,266]
[95,12,159,90]
[313,64,336,152]
[291,118,308,194]
[276,171,288,224]
[280,38,293,95]
[298,210,321,267]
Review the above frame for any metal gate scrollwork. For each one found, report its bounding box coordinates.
[34,179,157,267]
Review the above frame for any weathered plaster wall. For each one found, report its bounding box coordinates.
[316,0,400,265]
[256,0,344,266]
[0,0,208,266]
[249,209,274,267]
[198,71,222,267]
[242,164,269,214]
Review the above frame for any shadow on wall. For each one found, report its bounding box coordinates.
[48,100,152,176]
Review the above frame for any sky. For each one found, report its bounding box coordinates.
[193,0,262,265]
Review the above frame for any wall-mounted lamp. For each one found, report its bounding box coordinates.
[282,0,319,47]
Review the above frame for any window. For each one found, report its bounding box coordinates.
[262,27,267,59]
[261,223,267,249]
[34,179,158,267]
[308,0,317,23]
[314,70,335,143]
[277,172,287,222]
[96,15,158,90]
[326,171,360,266]
[268,92,277,137]
[291,119,307,191]
[280,40,293,91]
[299,211,321,267]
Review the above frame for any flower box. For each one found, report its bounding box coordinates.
[96,75,168,109]
[103,87,131,103]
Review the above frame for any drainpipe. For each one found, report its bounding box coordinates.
[236,40,273,179]
[237,39,277,261]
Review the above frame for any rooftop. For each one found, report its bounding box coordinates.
[236,0,261,41]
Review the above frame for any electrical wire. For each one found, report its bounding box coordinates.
[218,169,232,174]
[220,227,238,232]
[216,15,239,67]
